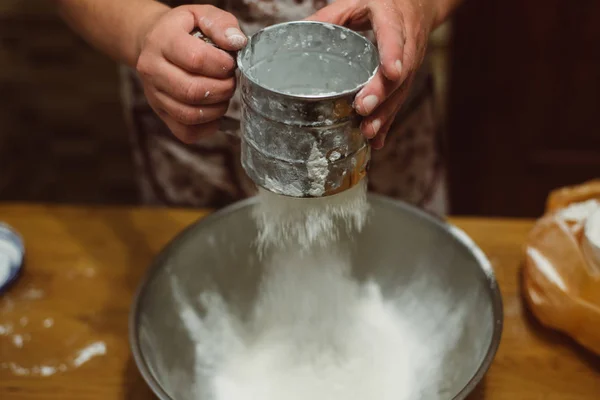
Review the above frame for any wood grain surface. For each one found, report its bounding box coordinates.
[0,204,599,399]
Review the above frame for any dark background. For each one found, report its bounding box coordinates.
[0,1,136,205]
[1,0,598,217]
[447,0,600,216]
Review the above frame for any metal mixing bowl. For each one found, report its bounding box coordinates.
[130,195,503,400]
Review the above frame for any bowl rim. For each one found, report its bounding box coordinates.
[129,194,504,400]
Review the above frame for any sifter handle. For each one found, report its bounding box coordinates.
[190,28,240,59]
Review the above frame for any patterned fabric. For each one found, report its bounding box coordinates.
[120,0,448,215]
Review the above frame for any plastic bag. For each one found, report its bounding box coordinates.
[523,179,600,355]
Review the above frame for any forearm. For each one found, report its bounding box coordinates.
[55,0,170,67]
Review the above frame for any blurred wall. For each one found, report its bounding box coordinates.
[447,0,600,217]
[0,1,137,205]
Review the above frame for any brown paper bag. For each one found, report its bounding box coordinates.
[523,179,600,355]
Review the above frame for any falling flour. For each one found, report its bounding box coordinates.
[252,179,369,251]
[176,178,465,399]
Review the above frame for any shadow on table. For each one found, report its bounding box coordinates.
[465,379,486,399]
[123,355,158,400]
[518,264,600,373]
[57,207,184,291]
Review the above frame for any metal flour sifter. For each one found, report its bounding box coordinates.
[193,21,379,198]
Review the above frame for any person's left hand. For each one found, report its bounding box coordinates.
[306,0,438,149]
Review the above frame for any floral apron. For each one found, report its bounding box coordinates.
[120,0,448,215]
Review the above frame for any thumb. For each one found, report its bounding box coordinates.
[370,3,405,81]
[189,5,247,51]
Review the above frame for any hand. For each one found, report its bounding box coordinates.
[135,5,247,143]
[306,0,437,149]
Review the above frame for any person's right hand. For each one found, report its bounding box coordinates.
[135,5,247,143]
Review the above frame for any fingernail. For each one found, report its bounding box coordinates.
[395,59,403,76]
[362,95,379,114]
[371,119,381,136]
[225,27,247,48]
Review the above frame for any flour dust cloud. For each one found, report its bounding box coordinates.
[252,179,369,252]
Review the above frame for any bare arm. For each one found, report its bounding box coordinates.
[55,1,247,143]
[55,0,170,67]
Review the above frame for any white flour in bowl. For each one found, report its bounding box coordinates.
[176,248,467,400]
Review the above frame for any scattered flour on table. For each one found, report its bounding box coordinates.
[1,340,106,377]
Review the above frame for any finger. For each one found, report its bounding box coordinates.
[146,85,229,126]
[370,2,406,82]
[370,116,395,150]
[190,5,247,51]
[144,59,236,105]
[303,2,348,25]
[304,1,372,31]
[142,6,237,77]
[163,32,237,77]
[163,115,221,144]
[145,91,221,143]
[400,31,420,84]
[369,118,394,150]
[353,71,402,117]
[360,80,411,141]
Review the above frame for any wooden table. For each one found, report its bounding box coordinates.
[0,204,599,399]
